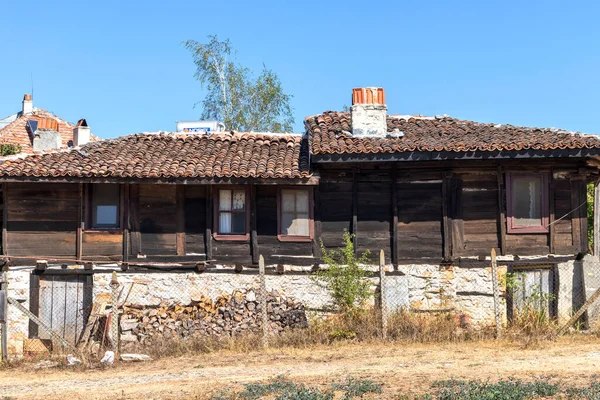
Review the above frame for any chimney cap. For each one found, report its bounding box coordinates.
[76,118,88,127]
[352,87,385,106]
[23,94,32,101]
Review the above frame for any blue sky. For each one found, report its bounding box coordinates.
[0,0,599,138]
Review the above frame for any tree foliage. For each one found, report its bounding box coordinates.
[184,35,294,133]
[311,231,373,314]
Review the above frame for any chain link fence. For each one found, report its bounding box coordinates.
[2,253,600,360]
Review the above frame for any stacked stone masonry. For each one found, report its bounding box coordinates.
[3,257,600,357]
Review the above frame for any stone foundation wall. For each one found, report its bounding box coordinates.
[4,257,600,357]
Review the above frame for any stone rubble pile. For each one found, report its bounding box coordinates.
[119,288,308,344]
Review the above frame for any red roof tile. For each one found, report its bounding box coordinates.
[0,132,311,180]
[0,109,100,153]
[305,112,600,155]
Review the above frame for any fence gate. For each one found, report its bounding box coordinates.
[510,267,556,319]
[33,274,92,345]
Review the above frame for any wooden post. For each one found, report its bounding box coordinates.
[594,181,600,257]
[110,271,120,354]
[122,184,130,262]
[549,170,556,254]
[580,177,589,254]
[571,179,582,252]
[379,250,388,339]
[491,248,502,338]
[352,169,358,256]
[391,166,398,266]
[259,255,268,347]
[129,184,141,257]
[2,183,7,257]
[176,186,185,256]
[250,185,259,264]
[442,172,451,259]
[496,167,507,256]
[312,185,322,259]
[205,185,213,261]
[1,271,7,362]
[76,183,83,261]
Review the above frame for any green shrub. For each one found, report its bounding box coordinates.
[0,143,21,156]
[311,230,372,315]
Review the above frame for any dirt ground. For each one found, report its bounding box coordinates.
[2,336,600,399]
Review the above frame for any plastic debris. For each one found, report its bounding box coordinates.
[66,354,82,366]
[100,350,115,365]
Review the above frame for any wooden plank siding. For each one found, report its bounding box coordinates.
[2,159,592,265]
[6,183,78,257]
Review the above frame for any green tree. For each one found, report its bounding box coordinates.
[184,35,294,133]
[311,231,373,314]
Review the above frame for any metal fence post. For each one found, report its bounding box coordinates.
[379,250,388,339]
[110,271,120,354]
[259,255,268,347]
[491,248,501,338]
[1,271,7,362]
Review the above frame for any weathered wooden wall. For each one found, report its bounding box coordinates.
[2,159,592,265]
[6,183,78,257]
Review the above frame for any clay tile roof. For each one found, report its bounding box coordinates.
[305,112,600,155]
[0,109,101,153]
[0,132,311,180]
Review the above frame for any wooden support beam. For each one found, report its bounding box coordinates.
[549,170,556,254]
[205,184,213,261]
[450,177,464,257]
[312,184,322,260]
[442,172,451,259]
[76,183,83,260]
[129,184,141,257]
[571,179,582,252]
[122,183,130,262]
[250,185,259,264]
[497,167,507,256]
[580,177,589,254]
[2,183,7,256]
[391,166,398,266]
[352,169,358,255]
[176,185,185,256]
[594,181,600,257]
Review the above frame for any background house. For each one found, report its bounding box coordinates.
[0,94,99,153]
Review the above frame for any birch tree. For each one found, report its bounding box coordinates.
[184,35,294,132]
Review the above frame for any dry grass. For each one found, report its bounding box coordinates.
[505,306,558,348]
[126,308,497,361]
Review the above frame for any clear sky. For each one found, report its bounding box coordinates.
[1,0,599,138]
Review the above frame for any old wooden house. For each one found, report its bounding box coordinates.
[2,87,600,349]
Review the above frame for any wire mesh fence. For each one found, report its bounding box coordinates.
[1,253,600,360]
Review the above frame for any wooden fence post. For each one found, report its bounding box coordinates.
[491,248,501,338]
[259,255,268,347]
[1,271,7,362]
[110,271,120,354]
[379,250,388,339]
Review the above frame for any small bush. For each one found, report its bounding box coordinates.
[311,231,373,315]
